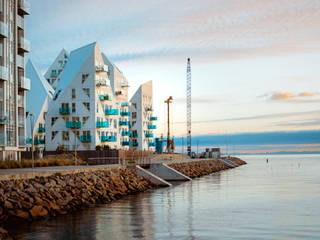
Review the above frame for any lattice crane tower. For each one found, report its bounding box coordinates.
[187,58,192,156]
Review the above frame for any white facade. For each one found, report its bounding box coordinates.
[45,42,130,151]
[44,49,69,90]
[0,0,31,160]
[129,80,157,151]
[26,60,54,157]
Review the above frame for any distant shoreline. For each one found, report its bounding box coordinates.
[231,151,320,156]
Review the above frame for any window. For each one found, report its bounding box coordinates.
[82,74,89,83]
[61,103,69,109]
[72,103,76,113]
[132,121,136,127]
[83,102,90,111]
[82,116,89,125]
[114,120,117,128]
[132,103,137,109]
[83,88,90,98]
[83,130,90,136]
[63,117,69,122]
[51,69,57,76]
[72,89,76,99]
[51,131,58,140]
[62,131,69,141]
[51,117,58,126]
[132,112,137,119]
[72,116,80,122]
[74,131,80,139]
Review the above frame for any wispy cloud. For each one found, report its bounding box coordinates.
[274,119,320,127]
[262,91,320,102]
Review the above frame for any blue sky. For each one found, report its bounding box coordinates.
[27,0,320,137]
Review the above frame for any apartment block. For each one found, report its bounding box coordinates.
[0,0,30,160]
[26,60,54,158]
[129,80,157,151]
[45,42,130,151]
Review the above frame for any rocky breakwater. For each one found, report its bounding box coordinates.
[0,167,154,239]
[167,157,246,178]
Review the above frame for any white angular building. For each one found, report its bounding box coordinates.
[0,0,31,160]
[129,80,157,151]
[45,42,130,151]
[26,60,54,157]
[44,49,69,90]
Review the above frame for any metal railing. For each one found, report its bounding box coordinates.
[19,76,30,90]
[0,65,9,81]
[0,21,8,38]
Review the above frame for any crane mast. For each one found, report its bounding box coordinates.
[187,58,192,156]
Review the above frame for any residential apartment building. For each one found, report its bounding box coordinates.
[44,49,69,90]
[129,80,157,151]
[0,0,30,160]
[45,42,130,152]
[26,60,54,158]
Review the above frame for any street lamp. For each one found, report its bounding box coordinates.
[29,113,34,168]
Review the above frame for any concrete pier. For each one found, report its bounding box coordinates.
[135,166,172,187]
[148,163,192,181]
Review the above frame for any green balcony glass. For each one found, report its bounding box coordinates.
[120,111,130,117]
[148,142,155,147]
[121,141,131,146]
[105,109,119,115]
[149,116,158,121]
[145,133,154,138]
[99,94,112,101]
[121,131,131,137]
[38,127,45,133]
[34,139,45,145]
[59,107,70,115]
[66,121,82,128]
[148,124,156,129]
[26,138,32,144]
[80,135,92,143]
[132,142,139,147]
[132,132,138,138]
[96,121,109,128]
[121,102,129,107]
[101,136,115,142]
[119,121,129,126]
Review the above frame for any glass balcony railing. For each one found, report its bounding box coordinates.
[18,0,31,15]
[149,142,156,147]
[119,121,129,126]
[132,132,138,138]
[38,127,45,133]
[0,133,5,146]
[145,133,154,138]
[19,76,30,91]
[149,116,158,121]
[120,111,130,117]
[96,121,109,128]
[18,95,24,108]
[19,136,26,146]
[145,107,153,112]
[99,94,112,101]
[17,15,25,29]
[148,124,156,129]
[0,111,7,124]
[17,55,24,69]
[18,37,31,52]
[0,65,9,81]
[59,107,70,115]
[121,102,129,107]
[101,136,115,142]
[105,109,119,115]
[121,82,129,87]
[34,138,45,145]
[95,76,110,86]
[0,21,8,38]
[132,142,138,147]
[121,141,131,146]
[121,131,131,137]
[26,138,32,145]
[80,135,92,143]
[66,121,82,128]
[95,64,108,72]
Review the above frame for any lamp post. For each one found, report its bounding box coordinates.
[29,113,34,168]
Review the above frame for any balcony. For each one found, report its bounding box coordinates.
[17,55,24,69]
[80,135,92,143]
[132,142,138,147]
[120,111,130,117]
[95,76,110,86]
[34,138,45,145]
[51,71,58,78]
[26,138,32,145]
[145,107,153,112]
[66,121,82,128]
[145,133,154,138]
[18,115,25,127]
[101,136,115,142]
[38,127,45,133]
[115,91,122,96]
[132,132,138,138]
[148,124,156,129]
[105,109,119,115]
[18,0,31,15]
[0,133,5,146]
[119,120,129,126]
[121,102,129,107]
[121,131,131,137]
[59,107,70,115]
[149,116,158,121]
[0,113,7,124]
[18,37,31,53]
[149,142,155,147]
[0,66,9,81]
[99,94,112,101]
[95,64,108,72]
[0,21,8,38]
[19,76,31,91]
[17,15,25,29]
[18,95,24,108]
[121,82,129,88]
[19,136,26,146]
[96,121,109,128]
[121,141,131,146]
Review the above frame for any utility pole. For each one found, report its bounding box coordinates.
[186,58,192,156]
[164,96,173,153]
[29,114,34,168]
[182,136,184,155]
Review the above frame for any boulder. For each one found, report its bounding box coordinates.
[29,205,48,218]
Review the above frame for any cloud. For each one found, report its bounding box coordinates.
[270,91,294,101]
[274,120,320,127]
[298,91,320,97]
[263,91,320,102]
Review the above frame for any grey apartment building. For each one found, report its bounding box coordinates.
[0,0,30,160]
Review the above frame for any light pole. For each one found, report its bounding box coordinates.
[29,113,34,168]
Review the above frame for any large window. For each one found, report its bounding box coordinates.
[72,89,76,99]
[72,103,76,113]
[62,131,69,141]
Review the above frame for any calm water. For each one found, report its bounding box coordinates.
[10,154,320,240]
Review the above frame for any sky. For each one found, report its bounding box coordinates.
[26,0,320,138]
